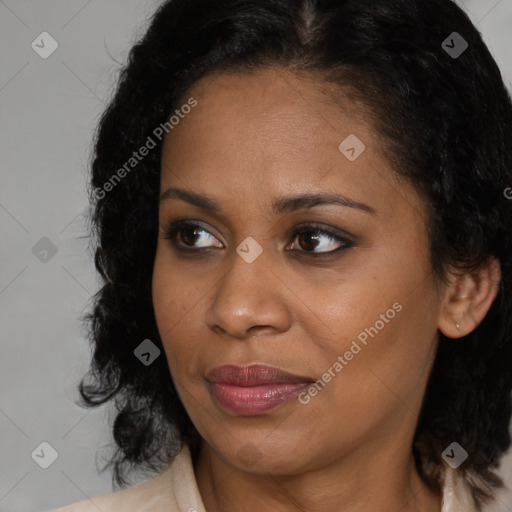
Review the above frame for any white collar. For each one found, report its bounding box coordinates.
[440,464,478,512]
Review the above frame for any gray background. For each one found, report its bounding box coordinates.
[1,1,511,511]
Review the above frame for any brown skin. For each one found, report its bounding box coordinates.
[152,67,500,512]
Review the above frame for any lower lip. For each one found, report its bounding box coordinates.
[209,382,311,415]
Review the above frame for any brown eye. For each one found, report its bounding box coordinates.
[289,226,352,254]
[179,226,203,247]
[163,221,223,250]
[162,220,352,256]
[296,231,322,251]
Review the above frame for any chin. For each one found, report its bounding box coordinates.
[203,431,319,475]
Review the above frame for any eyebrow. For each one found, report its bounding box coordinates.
[159,187,377,216]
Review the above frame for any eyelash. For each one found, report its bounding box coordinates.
[161,219,354,257]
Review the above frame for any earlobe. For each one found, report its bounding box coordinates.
[438,256,501,339]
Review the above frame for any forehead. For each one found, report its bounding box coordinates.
[159,67,418,223]
[164,68,371,155]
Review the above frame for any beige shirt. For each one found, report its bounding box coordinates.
[47,444,478,512]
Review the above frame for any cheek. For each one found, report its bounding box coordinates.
[152,252,206,378]
[303,243,439,406]
[152,261,176,336]
[323,287,439,414]
[152,247,198,328]
[152,255,183,358]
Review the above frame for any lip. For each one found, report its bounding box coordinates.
[206,364,313,415]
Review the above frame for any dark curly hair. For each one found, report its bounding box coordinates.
[78,0,512,509]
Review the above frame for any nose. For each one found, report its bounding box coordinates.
[204,246,293,340]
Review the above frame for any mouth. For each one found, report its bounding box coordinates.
[205,364,314,416]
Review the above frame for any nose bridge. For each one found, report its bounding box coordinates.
[217,239,272,308]
[205,239,290,338]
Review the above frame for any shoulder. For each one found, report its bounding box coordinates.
[47,467,176,512]
[46,445,203,512]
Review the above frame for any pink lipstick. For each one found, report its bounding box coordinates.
[206,364,313,415]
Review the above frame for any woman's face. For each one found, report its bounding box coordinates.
[152,68,444,474]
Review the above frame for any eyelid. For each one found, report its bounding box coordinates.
[161,218,354,254]
[287,223,353,255]
[162,218,223,248]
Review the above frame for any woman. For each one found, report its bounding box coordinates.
[48,0,512,510]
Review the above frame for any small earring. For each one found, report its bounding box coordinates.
[455,322,461,331]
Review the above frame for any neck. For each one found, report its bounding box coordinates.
[194,439,442,512]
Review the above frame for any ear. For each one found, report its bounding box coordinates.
[438,256,501,339]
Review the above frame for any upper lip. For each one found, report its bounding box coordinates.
[206,364,314,386]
